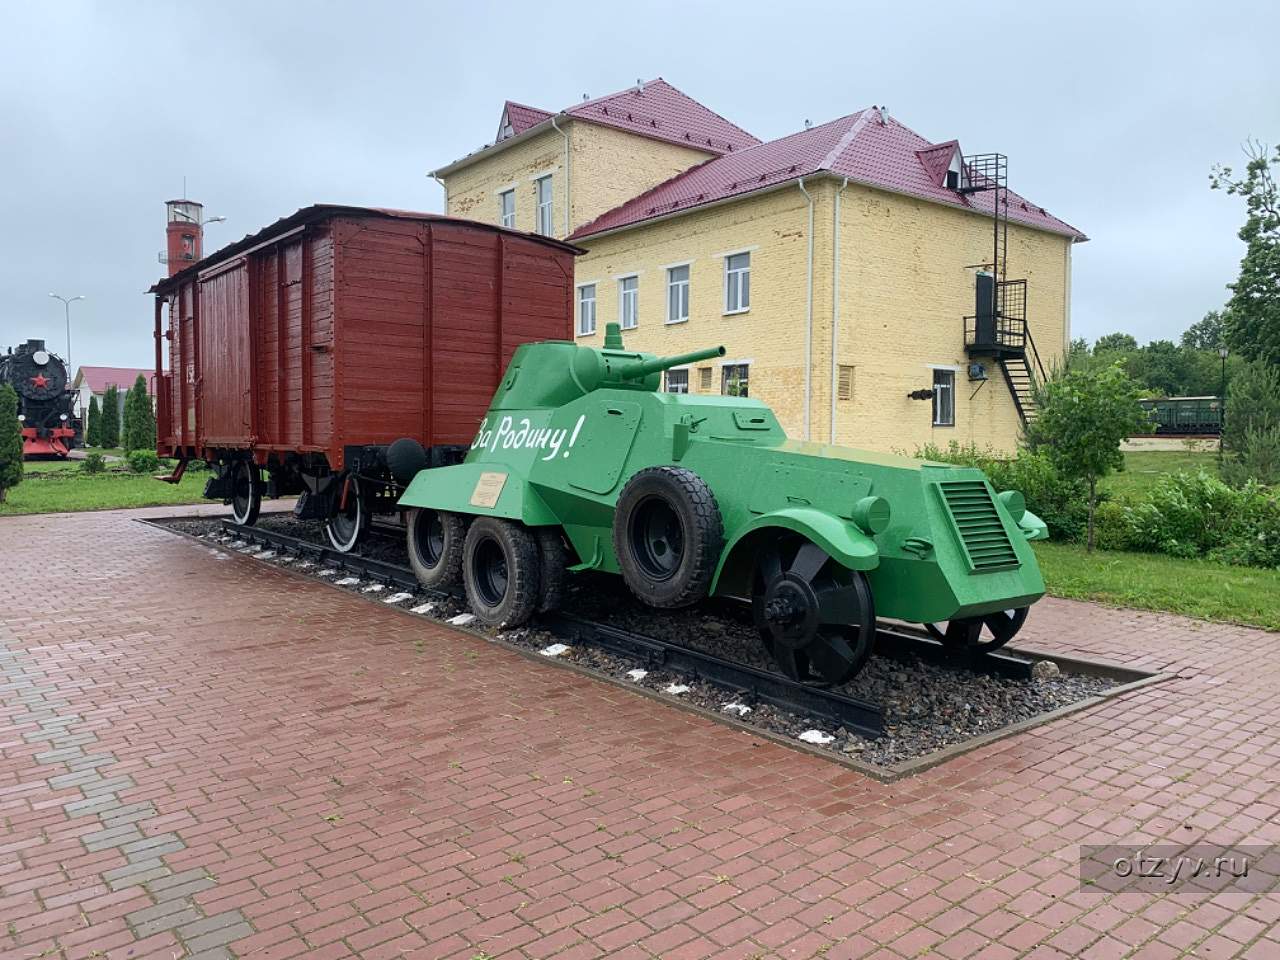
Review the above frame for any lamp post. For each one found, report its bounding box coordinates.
[48,293,85,371]
[1218,345,1229,458]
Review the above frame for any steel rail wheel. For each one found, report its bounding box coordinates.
[406,508,466,589]
[230,461,261,526]
[924,607,1028,653]
[325,474,369,553]
[751,536,875,684]
[462,517,539,628]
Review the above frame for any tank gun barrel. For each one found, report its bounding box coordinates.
[616,345,726,381]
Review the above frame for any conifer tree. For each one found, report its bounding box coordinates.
[86,394,102,448]
[99,384,120,449]
[0,384,23,503]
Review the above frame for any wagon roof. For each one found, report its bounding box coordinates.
[149,204,582,294]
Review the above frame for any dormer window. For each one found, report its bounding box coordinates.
[945,151,965,191]
[497,107,514,142]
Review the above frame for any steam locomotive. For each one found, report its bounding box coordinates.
[2,339,81,458]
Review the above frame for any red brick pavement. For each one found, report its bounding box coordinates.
[2,505,1279,959]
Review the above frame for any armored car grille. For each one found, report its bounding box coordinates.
[939,480,1019,571]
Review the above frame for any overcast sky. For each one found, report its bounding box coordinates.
[1,0,1275,369]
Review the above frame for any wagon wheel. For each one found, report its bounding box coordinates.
[924,607,1028,654]
[751,537,875,685]
[325,474,369,553]
[230,461,261,526]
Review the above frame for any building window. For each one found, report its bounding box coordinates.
[577,284,596,336]
[618,276,639,330]
[724,252,750,314]
[664,369,688,393]
[838,365,854,400]
[499,189,515,228]
[535,176,553,236]
[932,369,955,426]
[666,264,690,324]
[699,367,713,391]
[722,363,749,397]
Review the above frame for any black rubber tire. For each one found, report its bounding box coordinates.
[925,606,1028,653]
[613,466,723,609]
[406,508,466,589]
[462,518,540,629]
[230,461,261,526]
[536,528,568,613]
[325,474,369,553]
[386,437,429,485]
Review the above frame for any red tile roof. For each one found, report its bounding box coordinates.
[74,366,155,395]
[563,80,759,155]
[570,108,1085,241]
[498,101,553,140]
[457,79,759,174]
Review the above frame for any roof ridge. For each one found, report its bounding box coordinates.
[819,108,876,171]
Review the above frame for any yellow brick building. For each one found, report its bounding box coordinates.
[431,81,1085,455]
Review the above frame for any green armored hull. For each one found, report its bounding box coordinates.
[398,325,1046,682]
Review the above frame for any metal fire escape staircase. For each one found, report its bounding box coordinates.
[959,153,1044,425]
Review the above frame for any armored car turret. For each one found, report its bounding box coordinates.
[398,324,1048,683]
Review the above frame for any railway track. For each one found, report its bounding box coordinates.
[211,518,1038,740]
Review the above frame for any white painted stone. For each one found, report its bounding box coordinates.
[362,584,386,593]
[798,729,834,745]
[722,703,752,716]
[448,613,476,626]
[625,669,648,682]
[334,577,360,586]
[410,603,436,615]
[664,684,691,695]
[383,592,414,604]
[257,551,276,560]
[539,643,570,657]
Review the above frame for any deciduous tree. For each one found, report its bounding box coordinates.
[1212,140,1280,367]
[1026,363,1152,551]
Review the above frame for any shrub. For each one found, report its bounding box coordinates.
[917,441,1090,542]
[1092,500,1137,552]
[1123,470,1239,558]
[126,450,161,474]
[1222,421,1280,488]
[80,452,106,474]
[1213,481,1280,569]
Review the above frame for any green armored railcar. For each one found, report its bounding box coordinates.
[396,324,1048,683]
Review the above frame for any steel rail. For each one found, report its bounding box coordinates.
[214,519,1035,735]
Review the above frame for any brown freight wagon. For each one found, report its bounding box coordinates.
[151,205,579,550]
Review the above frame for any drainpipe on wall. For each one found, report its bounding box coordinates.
[830,176,849,444]
[551,117,570,237]
[1064,242,1073,355]
[797,177,814,441]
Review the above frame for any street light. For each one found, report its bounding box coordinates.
[48,293,85,371]
[1218,345,1229,457]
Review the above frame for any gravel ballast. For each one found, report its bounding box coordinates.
[158,514,1116,769]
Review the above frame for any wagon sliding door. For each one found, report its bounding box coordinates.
[198,262,253,446]
[254,232,334,457]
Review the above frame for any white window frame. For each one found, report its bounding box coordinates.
[576,283,597,337]
[666,263,691,325]
[535,175,553,236]
[931,367,956,426]
[663,366,689,394]
[498,188,515,229]
[723,250,751,315]
[617,275,639,330]
[720,361,750,398]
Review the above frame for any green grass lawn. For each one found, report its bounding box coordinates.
[0,468,208,516]
[1101,449,1220,499]
[1034,540,1280,632]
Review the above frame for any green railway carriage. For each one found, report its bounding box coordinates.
[1137,396,1223,436]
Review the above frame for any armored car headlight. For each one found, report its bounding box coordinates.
[997,489,1026,522]
[852,495,891,535]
